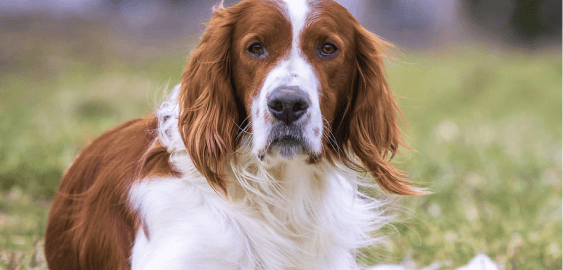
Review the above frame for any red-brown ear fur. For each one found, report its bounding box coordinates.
[340,23,423,196]
[178,7,240,194]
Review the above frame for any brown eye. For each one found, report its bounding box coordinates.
[320,43,338,56]
[248,43,266,57]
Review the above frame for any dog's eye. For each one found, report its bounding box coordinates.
[319,43,338,57]
[248,43,266,57]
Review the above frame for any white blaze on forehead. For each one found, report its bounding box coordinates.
[281,0,310,49]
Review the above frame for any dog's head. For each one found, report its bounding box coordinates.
[178,0,421,195]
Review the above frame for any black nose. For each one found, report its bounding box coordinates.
[267,88,310,125]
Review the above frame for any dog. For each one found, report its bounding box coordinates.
[45,0,422,269]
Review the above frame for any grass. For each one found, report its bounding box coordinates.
[0,22,560,269]
[361,50,562,269]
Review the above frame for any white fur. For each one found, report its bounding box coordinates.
[129,84,389,269]
[251,0,324,156]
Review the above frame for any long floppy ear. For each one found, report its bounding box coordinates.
[344,24,424,195]
[178,6,240,194]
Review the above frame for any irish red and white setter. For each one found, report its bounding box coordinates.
[45,0,423,269]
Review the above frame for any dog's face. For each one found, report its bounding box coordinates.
[179,0,421,195]
[230,0,355,160]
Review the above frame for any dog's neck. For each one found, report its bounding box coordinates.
[226,148,330,232]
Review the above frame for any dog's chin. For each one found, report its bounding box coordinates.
[257,136,320,161]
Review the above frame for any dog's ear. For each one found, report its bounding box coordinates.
[341,23,423,195]
[178,7,239,194]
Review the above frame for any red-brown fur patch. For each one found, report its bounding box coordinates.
[303,1,422,195]
[179,0,291,194]
[45,116,175,270]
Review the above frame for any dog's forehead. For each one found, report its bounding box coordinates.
[280,0,310,42]
[276,0,351,42]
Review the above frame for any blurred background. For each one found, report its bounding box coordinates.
[0,0,560,269]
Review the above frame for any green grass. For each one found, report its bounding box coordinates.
[0,43,560,269]
[363,50,562,269]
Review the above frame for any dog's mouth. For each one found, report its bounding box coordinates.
[269,135,304,157]
[270,135,301,146]
[258,133,319,161]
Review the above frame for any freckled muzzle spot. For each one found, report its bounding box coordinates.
[313,127,320,137]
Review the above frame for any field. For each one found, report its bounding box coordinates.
[0,16,561,269]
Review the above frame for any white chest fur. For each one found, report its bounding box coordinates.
[129,157,386,270]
